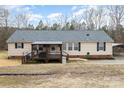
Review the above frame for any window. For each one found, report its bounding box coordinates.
[15,43,23,49]
[99,42,104,50]
[97,42,106,51]
[32,45,37,50]
[78,42,81,51]
[39,45,43,51]
[68,42,72,50]
[39,47,43,51]
[74,42,79,50]
[51,46,56,51]
[104,42,106,51]
[62,43,66,50]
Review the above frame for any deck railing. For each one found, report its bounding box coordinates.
[62,51,69,60]
[48,52,61,59]
[22,52,31,64]
[22,51,62,63]
[22,51,69,64]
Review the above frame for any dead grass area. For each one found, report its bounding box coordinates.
[0,63,124,87]
[0,51,21,67]
[0,51,124,87]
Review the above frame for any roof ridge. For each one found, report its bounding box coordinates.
[16,30,105,32]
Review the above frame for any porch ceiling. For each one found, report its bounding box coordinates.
[32,41,62,44]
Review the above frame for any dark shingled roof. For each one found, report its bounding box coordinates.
[7,30,114,43]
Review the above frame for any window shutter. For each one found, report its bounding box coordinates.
[104,42,106,51]
[22,43,24,48]
[97,42,99,51]
[15,43,17,48]
[78,42,81,51]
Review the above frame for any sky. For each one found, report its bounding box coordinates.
[0,5,99,27]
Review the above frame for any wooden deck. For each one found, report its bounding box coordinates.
[33,52,62,60]
[22,51,62,64]
[22,44,63,63]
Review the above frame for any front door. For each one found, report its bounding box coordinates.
[32,44,47,59]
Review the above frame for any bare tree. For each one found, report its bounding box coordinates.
[60,14,70,30]
[69,12,84,30]
[108,5,124,31]
[82,7,105,30]
[47,14,70,30]
[83,8,95,30]
[94,7,105,30]
[15,14,29,29]
[44,18,51,30]
[0,8,9,30]
[16,15,21,29]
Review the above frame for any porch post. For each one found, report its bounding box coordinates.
[59,44,62,63]
[45,44,49,63]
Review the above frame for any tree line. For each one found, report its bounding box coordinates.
[0,5,124,50]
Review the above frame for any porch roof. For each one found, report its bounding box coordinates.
[32,41,62,44]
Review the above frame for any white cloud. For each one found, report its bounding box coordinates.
[0,5,33,15]
[71,6,77,11]
[0,5,24,11]
[88,5,97,10]
[27,13,43,21]
[16,6,31,13]
[72,8,85,17]
[72,5,98,17]
[47,12,62,19]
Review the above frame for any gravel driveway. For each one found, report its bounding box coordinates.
[87,54,124,64]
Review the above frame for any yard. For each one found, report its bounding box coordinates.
[0,51,124,87]
[0,51,21,67]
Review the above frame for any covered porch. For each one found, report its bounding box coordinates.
[22,41,64,63]
[32,41,63,62]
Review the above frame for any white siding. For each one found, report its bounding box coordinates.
[8,42,32,56]
[64,42,113,56]
[8,43,61,56]
[8,42,113,57]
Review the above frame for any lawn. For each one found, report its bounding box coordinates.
[0,51,124,88]
[0,51,21,67]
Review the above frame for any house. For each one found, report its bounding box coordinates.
[7,30,114,63]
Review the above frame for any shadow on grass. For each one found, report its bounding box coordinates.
[0,73,56,76]
[24,59,62,64]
